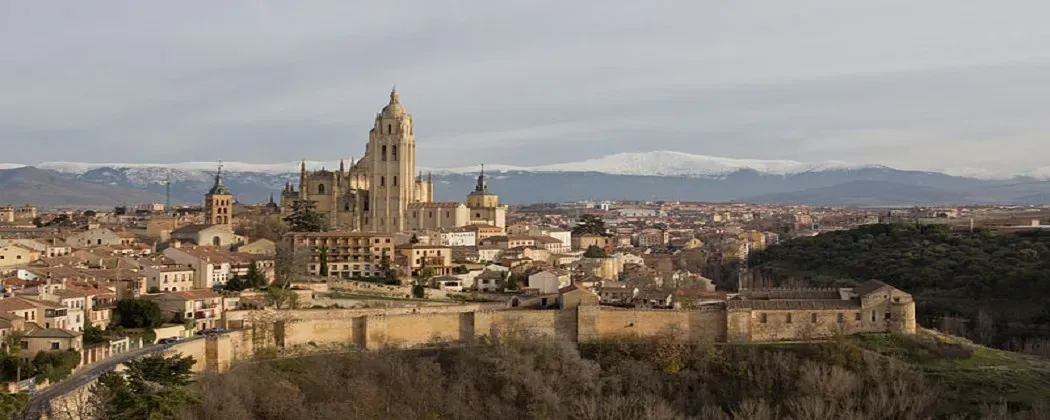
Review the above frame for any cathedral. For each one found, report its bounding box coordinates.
[280,88,506,233]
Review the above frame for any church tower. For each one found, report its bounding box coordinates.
[205,163,233,226]
[466,164,507,229]
[367,87,416,233]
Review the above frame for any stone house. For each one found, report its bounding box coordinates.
[526,269,571,294]
[557,284,599,309]
[726,280,916,343]
[634,291,673,309]
[22,328,82,354]
[65,228,123,249]
[150,289,226,331]
[598,286,638,304]
[0,245,38,269]
[170,224,244,250]
[397,244,453,276]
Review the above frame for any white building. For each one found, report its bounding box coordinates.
[162,246,233,289]
[438,229,477,247]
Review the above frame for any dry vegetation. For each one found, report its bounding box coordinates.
[179,329,1050,420]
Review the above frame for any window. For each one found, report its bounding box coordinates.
[428,212,433,218]
[871,311,876,322]
[318,184,326,194]
[837,313,844,324]
[759,313,767,323]
[811,313,818,323]
[885,312,892,320]
[855,312,862,321]
[476,213,481,218]
[786,313,792,324]
[393,176,398,187]
[382,145,387,161]
[344,202,350,211]
[392,145,398,161]
[387,124,392,134]
[380,176,385,187]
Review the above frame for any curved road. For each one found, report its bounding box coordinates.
[23,337,203,419]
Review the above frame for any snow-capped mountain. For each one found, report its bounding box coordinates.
[3,151,1038,180]
[440,151,879,178]
[3,151,1050,207]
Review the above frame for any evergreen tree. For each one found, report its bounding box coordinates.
[245,260,267,288]
[91,354,196,419]
[282,200,327,232]
[318,247,329,277]
[584,244,607,258]
[572,214,609,237]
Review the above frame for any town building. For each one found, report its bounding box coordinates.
[283,231,396,279]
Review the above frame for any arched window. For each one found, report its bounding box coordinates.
[392,145,398,161]
[318,184,326,194]
[344,202,350,211]
[382,145,387,161]
[387,124,392,134]
[393,176,398,187]
[380,176,385,187]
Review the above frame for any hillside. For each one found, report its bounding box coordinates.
[747,223,1050,348]
[176,331,1049,419]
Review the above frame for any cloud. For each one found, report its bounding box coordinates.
[1,1,1049,173]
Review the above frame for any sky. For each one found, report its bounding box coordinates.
[2,1,1050,174]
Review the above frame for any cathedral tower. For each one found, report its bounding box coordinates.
[367,87,416,233]
[205,163,233,226]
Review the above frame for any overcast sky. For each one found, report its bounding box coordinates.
[2,1,1049,173]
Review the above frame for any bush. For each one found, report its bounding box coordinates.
[411,285,425,299]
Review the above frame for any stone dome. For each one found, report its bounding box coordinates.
[380,87,408,118]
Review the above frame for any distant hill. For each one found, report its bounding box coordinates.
[0,167,169,209]
[741,180,970,206]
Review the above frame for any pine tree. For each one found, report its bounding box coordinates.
[283,200,327,232]
[573,214,609,237]
[245,260,267,288]
[318,247,329,277]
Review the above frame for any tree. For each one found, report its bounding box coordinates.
[319,247,329,277]
[282,200,327,232]
[274,242,310,286]
[244,260,267,288]
[572,214,608,237]
[0,393,27,419]
[377,250,397,284]
[224,276,248,292]
[114,299,164,329]
[90,354,196,420]
[266,287,300,309]
[583,244,607,258]
[84,325,106,346]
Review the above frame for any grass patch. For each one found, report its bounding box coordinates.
[849,330,1050,410]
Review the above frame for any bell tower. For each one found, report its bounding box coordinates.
[367,87,416,233]
[205,162,233,226]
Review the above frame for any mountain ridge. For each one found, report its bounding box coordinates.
[2,151,1049,208]
[2,150,1044,180]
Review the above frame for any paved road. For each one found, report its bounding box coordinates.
[23,337,200,419]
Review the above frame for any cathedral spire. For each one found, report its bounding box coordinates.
[390,85,399,104]
[474,164,488,193]
[339,159,345,173]
[300,160,306,173]
[208,161,230,195]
